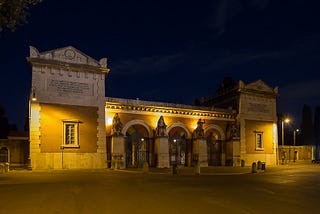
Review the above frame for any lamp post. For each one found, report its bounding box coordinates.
[293,129,299,162]
[280,117,290,165]
[281,118,290,146]
[293,129,299,147]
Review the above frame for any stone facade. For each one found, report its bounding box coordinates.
[28,47,279,169]
[105,97,234,168]
[0,132,29,169]
[28,46,109,169]
[278,145,314,164]
[200,79,279,166]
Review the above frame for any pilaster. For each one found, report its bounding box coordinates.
[154,137,170,168]
[111,135,126,169]
[193,138,208,167]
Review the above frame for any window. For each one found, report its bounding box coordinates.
[255,132,263,150]
[63,121,80,147]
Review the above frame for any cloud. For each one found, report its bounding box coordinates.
[277,79,320,124]
[207,0,271,38]
[111,52,186,75]
[280,80,320,99]
[199,48,294,73]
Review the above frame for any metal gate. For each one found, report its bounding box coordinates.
[126,134,149,168]
[0,147,8,162]
[169,133,187,166]
[207,139,221,166]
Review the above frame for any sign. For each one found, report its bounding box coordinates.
[47,79,93,96]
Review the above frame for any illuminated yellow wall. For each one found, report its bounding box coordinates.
[245,120,274,154]
[105,111,227,137]
[40,103,98,153]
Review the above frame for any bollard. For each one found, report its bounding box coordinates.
[4,163,9,172]
[142,162,149,173]
[257,161,262,170]
[241,160,245,167]
[261,162,266,171]
[172,164,178,175]
[0,163,4,174]
[252,162,257,173]
[194,162,200,176]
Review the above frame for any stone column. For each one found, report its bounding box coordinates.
[154,137,170,168]
[221,141,226,166]
[111,136,126,169]
[29,102,41,169]
[231,137,241,166]
[193,138,208,167]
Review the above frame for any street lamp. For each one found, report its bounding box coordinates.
[281,118,290,146]
[293,129,300,147]
[293,129,299,162]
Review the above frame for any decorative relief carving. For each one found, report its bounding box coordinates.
[29,46,39,57]
[47,79,93,96]
[245,79,273,93]
[99,58,107,68]
[65,49,76,60]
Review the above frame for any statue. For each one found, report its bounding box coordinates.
[227,122,239,139]
[231,123,239,138]
[112,113,123,136]
[194,118,205,138]
[155,116,167,137]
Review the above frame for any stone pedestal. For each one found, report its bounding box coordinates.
[154,137,170,168]
[193,138,208,167]
[111,135,126,169]
[231,138,241,166]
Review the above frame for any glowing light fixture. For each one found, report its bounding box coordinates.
[31,87,37,101]
[281,117,290,146]
[284,118,290,124]
[106,116,113,125]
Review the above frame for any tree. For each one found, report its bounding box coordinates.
[314,106,320,159]
[0,104,9,138]
[0,0,42,32]
[300,104,314,145]
[216,76,237,93]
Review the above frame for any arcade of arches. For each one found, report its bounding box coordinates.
[106,97,235,168]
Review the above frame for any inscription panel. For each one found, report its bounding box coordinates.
[47,79,93,97]
[247,103,271,113]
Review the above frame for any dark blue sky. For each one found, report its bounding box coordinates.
[1,0,320,130]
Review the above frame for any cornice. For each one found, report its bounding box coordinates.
[27,57,110,74]
[106,101,235,121]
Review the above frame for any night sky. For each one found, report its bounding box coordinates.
[1,0,320,130]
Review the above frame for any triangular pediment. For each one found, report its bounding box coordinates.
[29,46,107,68]
[245,79,274,93]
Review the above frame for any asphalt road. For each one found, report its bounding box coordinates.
[1,164,320,214]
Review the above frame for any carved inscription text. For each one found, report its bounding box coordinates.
[47,79,93,96]
[247,103,270,113]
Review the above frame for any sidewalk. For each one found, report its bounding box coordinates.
[117,161,318,175]
[117,165,254,175]
[4,161,317,176]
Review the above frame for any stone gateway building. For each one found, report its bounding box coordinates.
[28,46,279,170]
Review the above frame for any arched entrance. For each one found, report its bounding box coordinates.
[125,124,149,168]
[0,147,8,162]
[168,127,188,166]
[206,130,222,166]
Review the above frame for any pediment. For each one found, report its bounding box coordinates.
[245,80,274,93]
[29,46,107,68]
